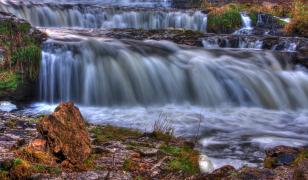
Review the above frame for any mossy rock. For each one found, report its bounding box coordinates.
[207,7,242,34]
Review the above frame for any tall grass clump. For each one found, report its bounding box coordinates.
[207,4,242,34]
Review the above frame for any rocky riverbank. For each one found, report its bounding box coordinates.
[0,102,203,179]
[0,103,307,179]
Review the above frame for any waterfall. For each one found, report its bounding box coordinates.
[39,35,308,109]
[0,0,171,7]
[240,12,252,30]
[0,3,207,31]
[233,12,253,35]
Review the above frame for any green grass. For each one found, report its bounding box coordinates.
[31,164,47,173]
[249,12,258,25]
[0,70,21,92]
[11,44,41,80]
[160,145,181,156]
[90,125,142,144]
[161,145,200,175]
[207,7,242,33]
[0,17,42,81]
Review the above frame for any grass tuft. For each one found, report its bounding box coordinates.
[90,125,142,144]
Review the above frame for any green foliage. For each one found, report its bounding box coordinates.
[249,12,258,25]
[207,7,242,34]
[170,157,197,174]
[162,145,200,175]
[31,164,47,173]
[0,70,21,91]
[0,17,42,84]
[12,44,41,80]
[90,125,142,144]
[0,20,12,34]
[0,20,31,35]
[16,22,31,34]
[160,145,181,156]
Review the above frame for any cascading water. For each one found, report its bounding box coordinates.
[241,13,252,29]
[0,0,172,7]
[39,32,308,110]
[0,3,207,31]
[234,12,253,35]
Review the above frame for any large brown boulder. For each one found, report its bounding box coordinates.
[37,102,91,167]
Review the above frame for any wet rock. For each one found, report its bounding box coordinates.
[238,167,276,180]
[37,102,91,167]
[264,146,300,168]
[205,165,236,179]
[295,47,308,68]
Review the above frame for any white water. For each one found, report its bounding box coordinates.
[241,13,252,29]
[0,0,171,7]
[234,13,253,35]
[0,3,207,31]
[0,101,17,112]
[39,33,308,109]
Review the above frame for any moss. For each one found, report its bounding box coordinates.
[207,6,242,34]
[294,150,308,165]
[163,145,200,175]
[16,147,55,165]
[160,145,181,156]
[0,70,21,92]
[90,125,142,144]
[263,157,275,168]
[9,158,32,179]
[28,118,41,124]
[31,164,47,173]
[4,119,17,128]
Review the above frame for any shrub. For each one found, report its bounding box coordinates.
[207,5,242,34]
[284,0,308,37]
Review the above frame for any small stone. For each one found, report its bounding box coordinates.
[137,147,158,156]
